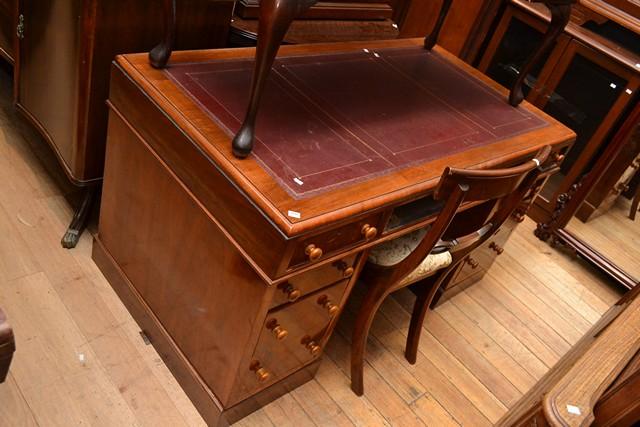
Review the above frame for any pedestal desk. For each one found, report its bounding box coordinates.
[93,38,575,426]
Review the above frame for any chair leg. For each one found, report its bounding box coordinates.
[405,268,457,364]
[350,283,390,396]
[149,0,176,69]
[509,1,572,106]
[231,0,317,158]
[630,188,640,220]
[424,0,454,50]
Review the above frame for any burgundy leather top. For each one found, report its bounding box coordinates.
[167,47,549,199]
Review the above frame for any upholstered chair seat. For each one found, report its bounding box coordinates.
[368,228,453,287]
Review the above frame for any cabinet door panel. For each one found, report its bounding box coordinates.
[16,0,81,176]
[0,0,15,62]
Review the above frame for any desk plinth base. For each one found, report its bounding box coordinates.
[92,238,321,426]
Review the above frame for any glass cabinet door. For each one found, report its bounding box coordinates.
[535,40,639,198]
[478,7,569,103]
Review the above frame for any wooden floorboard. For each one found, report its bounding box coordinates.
[0,67,628,426]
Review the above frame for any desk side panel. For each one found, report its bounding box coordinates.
[108,64,289,280]
[98,110,273,406]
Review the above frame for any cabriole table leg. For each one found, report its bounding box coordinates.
[149,0,176,69]
[510,0,574,106]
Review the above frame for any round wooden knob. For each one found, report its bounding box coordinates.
[282,283,301,302]
[489,242,504,255]
[361,224,378,240]
[305,341,321,356]
[267,319,288,340]
[305,244,323,262]
[343,266,355,278]
[255,367,271,382]
[318,295,339,316]
[333,261,355,278]
[466,257,479,269]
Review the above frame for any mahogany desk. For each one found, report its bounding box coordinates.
[93,38,575,426]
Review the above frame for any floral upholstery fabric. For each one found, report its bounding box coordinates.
[368,228,452,286]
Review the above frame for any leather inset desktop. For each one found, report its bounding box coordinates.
[166,47,549,199]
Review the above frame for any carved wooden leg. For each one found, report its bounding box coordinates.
[405,268,455,364]
[509,1,572,106]
[61,186,98,249]
[232,0,317,158]
[350,283,391,396]
[424,0,454,50]
[149,0,176,69]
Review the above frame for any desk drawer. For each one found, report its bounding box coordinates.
[272,254,357,309]
[289,213,383,268]
[233,280,348,404]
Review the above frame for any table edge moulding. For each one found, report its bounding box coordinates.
[117,39,576,240]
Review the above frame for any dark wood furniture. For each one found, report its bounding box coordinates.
[497,283,640,426]
[234,0,395,20]
[0,0,14,64]
[477,0,640,228]
[350,147,551,396]
[576,129,640,221]
[12,0,234,248]
[0,307,15,383]
[95,38,574,425]
[151,0,575,158]
[536,102,640,289]
[229,16,400,47]
[631,168,640,220]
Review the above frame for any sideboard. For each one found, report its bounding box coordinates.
[2,0,235,248]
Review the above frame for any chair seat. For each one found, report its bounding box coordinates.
[369,228,453,286]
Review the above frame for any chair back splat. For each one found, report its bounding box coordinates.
[350,146,552,396]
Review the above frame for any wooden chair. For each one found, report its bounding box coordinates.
[350,146,552,396]
[0,307,15,383]
[630,170,640,220]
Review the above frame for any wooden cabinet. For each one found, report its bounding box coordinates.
[13,0,234,247]
[477,0,640,224]
[0,0,14,63]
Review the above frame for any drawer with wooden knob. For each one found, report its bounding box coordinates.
[288,213,383,268]
[271,253,358,309]
[232,279,349,404]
